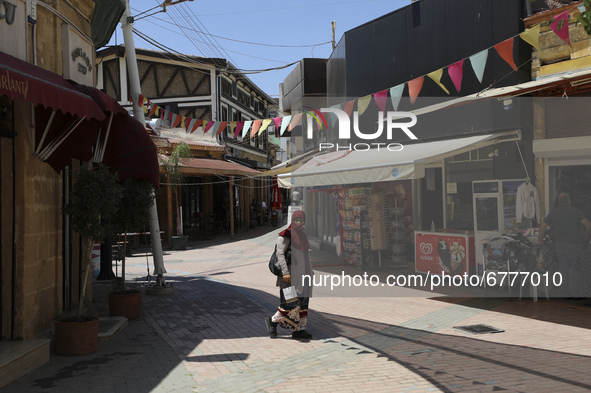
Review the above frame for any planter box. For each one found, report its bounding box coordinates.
[171,235,189,250]
[108,290,142,320]
[54,317,99,356]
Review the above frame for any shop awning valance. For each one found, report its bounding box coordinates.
[161,156,260,177]
[283,133,518,187]
[0,51,105,120]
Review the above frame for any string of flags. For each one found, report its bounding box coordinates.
[130,6,580,137]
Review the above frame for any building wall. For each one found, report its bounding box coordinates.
[1,0,96,340]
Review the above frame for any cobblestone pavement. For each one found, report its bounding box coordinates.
[3,224,591,392]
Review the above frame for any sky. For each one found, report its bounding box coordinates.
[106,0,410,98]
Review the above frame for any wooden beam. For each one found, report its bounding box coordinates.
[160,68,180,97]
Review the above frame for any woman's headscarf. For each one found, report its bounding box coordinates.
[279,210,309,252]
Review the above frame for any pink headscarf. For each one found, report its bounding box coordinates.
[279,210,309,252]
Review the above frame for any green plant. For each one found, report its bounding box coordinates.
[63,164,121,320]
[159,142,192,236]
[579,0,591,36]
[111,178,154,291]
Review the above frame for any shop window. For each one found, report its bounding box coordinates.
[444,158,494,231]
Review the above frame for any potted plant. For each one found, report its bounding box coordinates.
[160,141,192,249]
[58,164,121,355]
[108,177,155,320]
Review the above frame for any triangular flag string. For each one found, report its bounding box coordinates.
[519,24,541,51]
[494,38,518,72]
[426,69,450,95]
[259,119,273,135]
[250,120,262,138]
[408,77,424,105]
[468,50,488,84]
[550,10,571,47]
[448,59,464,93]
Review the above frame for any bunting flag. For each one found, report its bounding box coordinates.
[448,59,464,93]
[389,84,404,111]
[469,50,488,84]
[272,117,282,131]
[203,121,214,134]
[427,69,450,95]
[168,111,173,122]
[357,95,372,115]
[288,114,302,131]
[494,38,517,71]
[160,110,166,121]
[373,90,388,114]
[408,77,424,104]
[343,100,355,117]
[234,121,244,138]
[259,119,273,135]
[251,120,262,138]
[137,94,145,107]
[280,116,291,136]
[172,114,182,128]
[242,121,252,138]
[130,92,138,104]
[191,120,203,133]
[186,118,196,133]
[208,121,220,136]
[519,24,541,51]
[149,102,158,116]
[550,10,570,46]
[180,117,186,129]
[229,121,237,134]
[215,121,228,137]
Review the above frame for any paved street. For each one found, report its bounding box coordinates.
[3,224,591,392]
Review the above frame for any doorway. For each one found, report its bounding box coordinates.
[421,167,444,230]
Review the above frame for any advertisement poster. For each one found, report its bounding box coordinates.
[415,232,469,275]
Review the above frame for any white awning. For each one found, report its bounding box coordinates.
[283,132,519,187]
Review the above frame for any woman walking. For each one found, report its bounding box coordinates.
[265,210,313,339]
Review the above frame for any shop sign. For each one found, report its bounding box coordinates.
[71,47,92,75]
[61,25,92,85]
[415,232,467,275]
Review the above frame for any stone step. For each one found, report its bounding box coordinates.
[0,339,50,389]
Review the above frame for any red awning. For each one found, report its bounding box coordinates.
[74,86,160,188]
[0,51,105,121]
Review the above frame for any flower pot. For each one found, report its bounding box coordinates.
[171,235,189,250]
[108,290,142,320]
[54,316,99,356]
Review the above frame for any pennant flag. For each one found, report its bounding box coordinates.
[280,116,291,136]
[138,94,145,107]
[168,111,173,122]
[142,104,148,114]
[130,92,139,104]
[148,103,158,117]
[208,121,220,136]
[550,10,570,46]
[448,60,464,93]
[180,117,186,130]
[172,114,182,128]
[242,121,252,138]
[288,114,302,132]
[389,84,404,111]
[229,121,237,134]
[494,38,517,71]
[427,68,450,95]
[234,121,244,138]
[215,121,228,137]
[272,117,282,131]
[160,110,166,121]
[578,3,586,13]
[203,121,214,134]
[191,120,203,133]
[519,24,541,51]
[469,50,488,84]
[357,95,372,115]
[259,119,273,135]
[408,77,424,104]
[374,90,388,113]
[186,118,196,133]
[251,120,262,138]
[343,100,355,117]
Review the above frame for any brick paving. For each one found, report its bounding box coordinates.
[2,224,591,392]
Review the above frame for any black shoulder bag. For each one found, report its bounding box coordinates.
[269,237,292,276]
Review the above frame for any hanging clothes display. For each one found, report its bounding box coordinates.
[516,181,540,223]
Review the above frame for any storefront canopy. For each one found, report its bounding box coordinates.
[162,156,261,177]
[0,51,105,120]
[283,133,518,187]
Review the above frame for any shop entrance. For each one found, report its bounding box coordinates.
[421,167,443,231]
[549,164,591,219]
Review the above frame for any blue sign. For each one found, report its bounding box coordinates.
[392,168,399,177]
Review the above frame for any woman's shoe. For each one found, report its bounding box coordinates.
[292,330,313,339]
[265,317,278,337]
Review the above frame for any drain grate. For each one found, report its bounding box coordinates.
[453,324,505,335]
